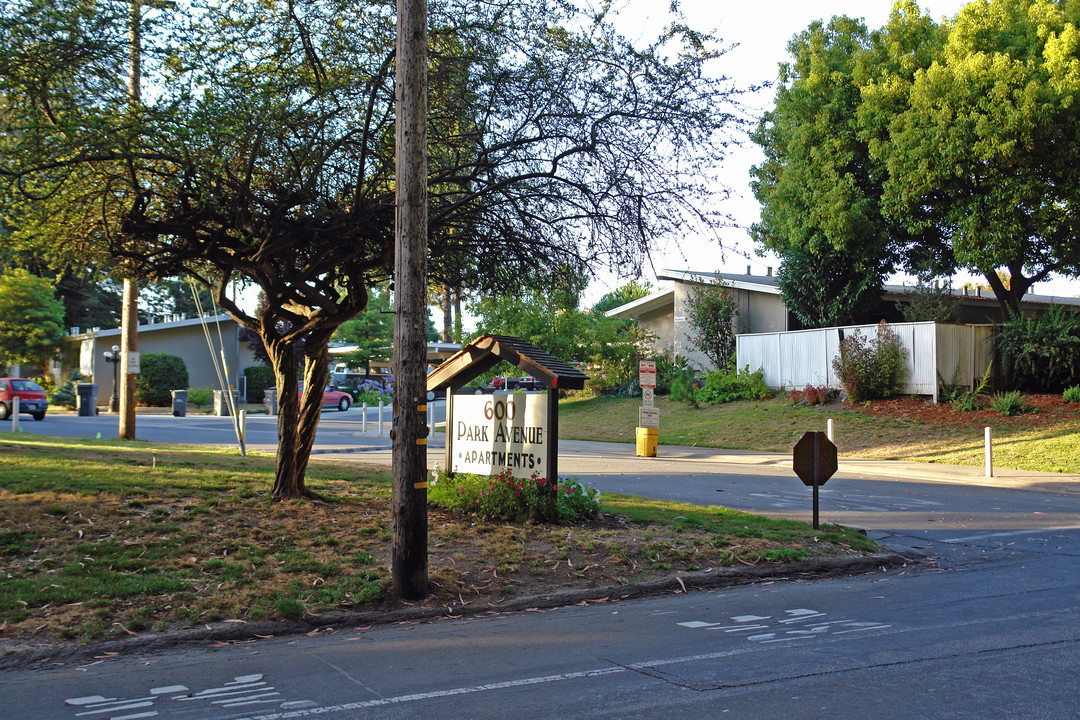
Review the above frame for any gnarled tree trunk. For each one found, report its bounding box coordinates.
[264,328,334,499]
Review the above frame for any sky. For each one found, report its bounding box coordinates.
[582,0,1080,305]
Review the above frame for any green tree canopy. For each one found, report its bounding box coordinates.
[142,277,219,321]
[754,0,1080,319]
[0,268,65,375]
[468,273,592,364]
[864,0,1080,313]
[750,15,900,314]
[334,283,394,376]
[591,280,654,315]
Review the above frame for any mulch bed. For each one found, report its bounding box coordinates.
[858,393,1079,429]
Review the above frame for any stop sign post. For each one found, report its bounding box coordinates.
[792,431,838,529]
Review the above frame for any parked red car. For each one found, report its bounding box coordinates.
[0,378,48,421]
[264,384,352,412]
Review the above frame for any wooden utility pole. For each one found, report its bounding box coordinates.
[392,0,429,600]
[119,0,143,440]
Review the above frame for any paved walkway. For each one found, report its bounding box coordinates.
[314,432,1080,496]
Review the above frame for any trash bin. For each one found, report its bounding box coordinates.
[263,387,277,416]
[171,389,188,417]
[213,390,238,417]
[636,426,658,457]
[76,383,98,417]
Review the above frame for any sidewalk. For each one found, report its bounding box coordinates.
[317,431,1080,496]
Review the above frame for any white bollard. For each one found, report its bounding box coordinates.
[827,418,834,443]
[11,395,19,433]
[362,402,368,433]
[378,400,385,436]
[239,410,247,445]
[985,426,993,477]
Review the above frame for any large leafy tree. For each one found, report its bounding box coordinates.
[1,244,122,331]
[0,0,744,498]
[864,0,1080,314]
[468,270,592,364]
[753,3,954,328]
[0,268,65,377]
[750,15,898,325]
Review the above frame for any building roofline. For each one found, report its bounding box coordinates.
[655,268,1080,308]
[656,269,783,295]
[604,288,675,319]
[880,284,1080,307]
[65,314,235,340]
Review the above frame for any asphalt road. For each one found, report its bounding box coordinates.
[3,407,1079,718]
[3,528,1078,719]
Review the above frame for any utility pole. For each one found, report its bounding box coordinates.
[391,0,429,600]
[119,0,143,440]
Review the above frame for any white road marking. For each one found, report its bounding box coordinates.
[63,673,308,720]
[73,701,154,717]
[939,528,1077,543]
[65,697,115,706]
[679,608,891,644]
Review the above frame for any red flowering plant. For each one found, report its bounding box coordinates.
[428,467,600,524]
[790,384,829,406]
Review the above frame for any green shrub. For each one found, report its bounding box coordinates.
[695,366,771,404]
[946,365,991,412]
[951,392,983,412]
[584,322,653,396]
[996,303,1080,392]
[50,370,85,409]
[429,468,599,524]
[135,354,189,406]
[1064,386,1080,403]
[351,378,392,405]
[186,386,213,407]
[243,365,275,403]
[991,390,1026,416]
[832,321,907,403]
[652,353,684,396]
[667,358,698,407]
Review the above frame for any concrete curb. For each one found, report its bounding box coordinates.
[0,552,911,671]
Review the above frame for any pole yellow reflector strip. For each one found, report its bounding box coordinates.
[416,438,428,446]
[418,404,427,412]
[413,481,428,489]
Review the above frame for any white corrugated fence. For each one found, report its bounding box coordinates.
[736,321,994,401]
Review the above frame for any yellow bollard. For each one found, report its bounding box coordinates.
[636,426,658,457]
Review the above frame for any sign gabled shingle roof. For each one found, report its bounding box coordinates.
[426,335,588,391]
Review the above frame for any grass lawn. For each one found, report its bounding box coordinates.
[557,395,1080,474]
[0,435,876,648]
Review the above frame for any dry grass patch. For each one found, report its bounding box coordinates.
[1,435,876,651]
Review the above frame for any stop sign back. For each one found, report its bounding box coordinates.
[793,431,837,486]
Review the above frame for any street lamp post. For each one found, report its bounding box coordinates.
[103,344,121,413]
